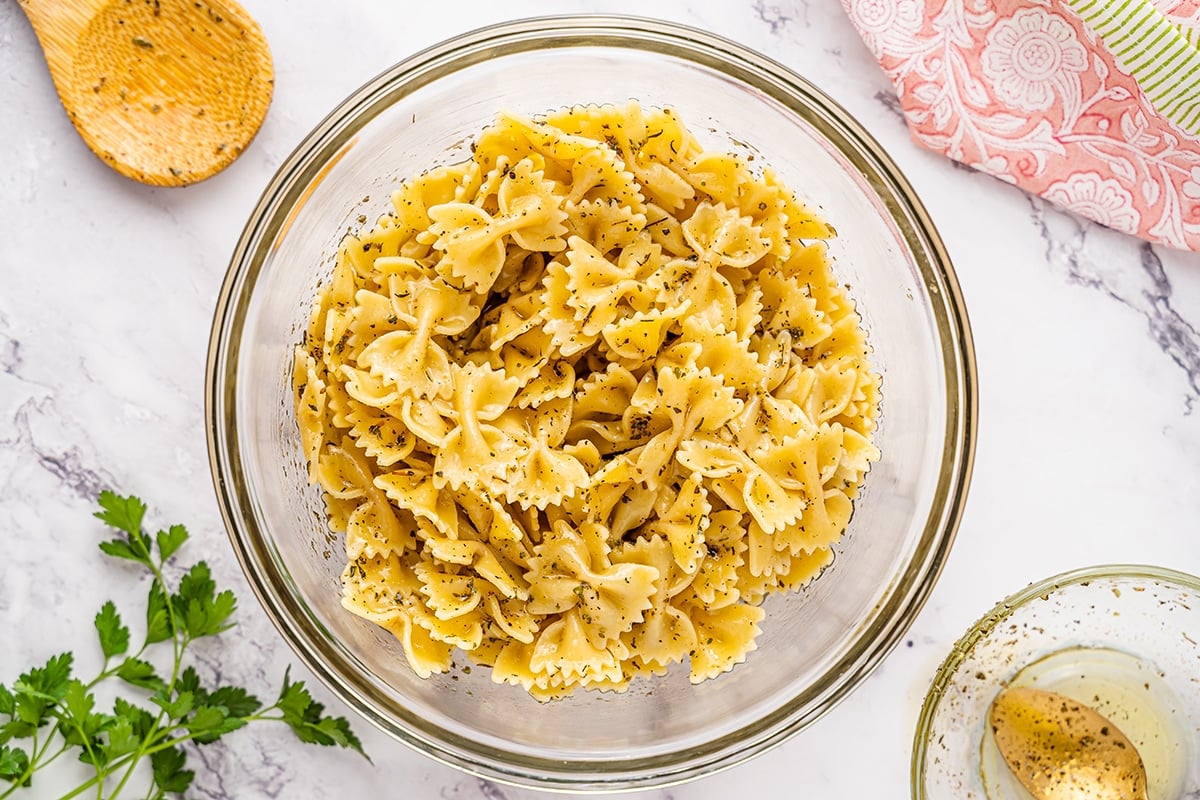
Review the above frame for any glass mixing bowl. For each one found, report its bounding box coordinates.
[914,565,1200,800]
[206,15,976,791]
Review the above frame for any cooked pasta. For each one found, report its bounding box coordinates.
[293,102,880,700]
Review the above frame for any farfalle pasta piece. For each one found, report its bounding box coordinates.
[425,535,528,601]
[633,365,743,486]
[677,150,749,206]
[681,318,764,398]
[677,436,807,535]
[345,287,407,349]
[571,362,640,421]
[399,395,453,447]
[484,593,540,644]
[345,405,415,468]
[429,163,566,291]
[406,585,487,651]
[391,163,472,241]
[496,158,570,253]
[601,303,690,363]
[338,362,405,410]
[427,203,509,291]
[343,491,416,563]
[539,259,600,357]
[560,236,646,336]
[360,606,456,679]
[525,521,658,648]
[732,392,815,455]
[513,361,574,409]
[686,602,766,683]
[477,290,542,351]
[313,438,374,501]
[354,278,476,401]
[294,101,880,699]
[672,508,745,611]
[681,201,773,270]
[374,466,458,539]
[293,349,327,482]
[650,255,739,332]
[504,432,589,512]
[563,198,647,255]
[389,274,481,336]
[641,475,710,574]
[612,536,698,670]
[435,362,524,492]
[416,560,484,620]
[735,543,831,605]
[340,553,459,678]
[559,452,637,527]
[490,640,583,701]
[529,611,631,685]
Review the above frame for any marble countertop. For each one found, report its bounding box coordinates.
[3,0,1199,797]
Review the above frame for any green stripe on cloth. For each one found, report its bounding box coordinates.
[1064,0,1200,136]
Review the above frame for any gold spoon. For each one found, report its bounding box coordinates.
[18,0,274,186]
[989,686,1149,800]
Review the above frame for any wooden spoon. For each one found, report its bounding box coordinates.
[989,686,1149,800]
[18,0,273,186]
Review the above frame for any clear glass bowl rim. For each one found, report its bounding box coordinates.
[206,13,978,791]
[910,562,1200,799]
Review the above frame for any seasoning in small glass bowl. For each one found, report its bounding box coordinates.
[913,564,1200,800]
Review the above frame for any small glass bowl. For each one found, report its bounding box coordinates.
[914,564,1200,800]
[207,15,976,791]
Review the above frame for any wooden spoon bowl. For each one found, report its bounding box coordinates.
[19,0,273,186]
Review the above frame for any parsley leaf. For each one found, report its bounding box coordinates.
[94,491,146,539]
[104,716,139,760]
[156,524,188,561]
[205,686,261,718]
[150,746,194,795]
[94,601,130,659]
[150,690,194,721]
[95,492,151,562]
[112,697,155,740]
[187,704,246,744]
[0,684,14,717]
[58,680,93,725]
[0,744,29,783]
[12,653,73,728]
[275,669,367,758]
[115,658,166,692]
[145,581,174,645]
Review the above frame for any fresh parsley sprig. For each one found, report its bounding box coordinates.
[0,492,366,799]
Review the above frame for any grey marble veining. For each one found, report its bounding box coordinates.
[1029,196,1200,391]
[3,1,1200,798]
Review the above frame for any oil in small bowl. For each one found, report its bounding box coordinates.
[979,646,1191,800]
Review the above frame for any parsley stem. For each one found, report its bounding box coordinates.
[106,753,140,800]
[85,642,149,692]
[2,728,67,800]
[57,771,104,800]
[66,716,104,800]
[60,720,215,800]
[103,559,187,800]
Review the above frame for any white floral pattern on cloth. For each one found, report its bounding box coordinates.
[1044,172,1140,233]
[980,7,1088,112]
[843,0,1200,251]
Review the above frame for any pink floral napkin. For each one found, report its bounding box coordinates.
[843,0,1200,251]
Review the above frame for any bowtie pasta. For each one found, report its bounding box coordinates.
[293,102,880,700]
